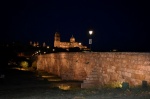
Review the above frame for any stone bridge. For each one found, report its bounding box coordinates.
[36,52,150,88]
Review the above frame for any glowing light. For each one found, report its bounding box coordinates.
[110,81,123,88]
[47,46,50,49]
[89,30,93,35]
[58,84,71,90]
[20,61,29,68]
[12,67,29,71]
[42,75,54,78]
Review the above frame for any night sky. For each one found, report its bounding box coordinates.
[1,0,150,51]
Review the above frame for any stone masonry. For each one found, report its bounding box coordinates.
[36,52,150,88]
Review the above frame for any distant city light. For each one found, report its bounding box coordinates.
[47,46,50,49]
[79,43,82,45]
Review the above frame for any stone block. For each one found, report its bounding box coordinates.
[131,73,145,80]
[81,83,99,88]
[83,80,99,84]
[109,73,119,81]
[124,72,131,78]
[145,75,150,81]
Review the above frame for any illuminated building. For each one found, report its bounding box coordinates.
[54,32,88,50]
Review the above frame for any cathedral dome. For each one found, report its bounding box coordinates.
[70,35,75,42]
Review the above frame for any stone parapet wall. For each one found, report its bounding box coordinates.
[37,52,150,88]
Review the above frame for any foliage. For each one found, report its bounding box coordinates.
[103,81,123,89]
[20,61,29,69]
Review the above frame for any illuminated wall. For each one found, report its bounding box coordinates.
[37,52,150,88]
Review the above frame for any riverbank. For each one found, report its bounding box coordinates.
[0,68,150,99]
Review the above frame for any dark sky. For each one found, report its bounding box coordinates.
[1,0,150,51]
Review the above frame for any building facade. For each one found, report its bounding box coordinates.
[54,32,88,50]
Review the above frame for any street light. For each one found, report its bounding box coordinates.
[89,30,93,35]
[89,30,93,51]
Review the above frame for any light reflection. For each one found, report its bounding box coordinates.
[41,75,62,81]
[110,81,123,88]
[47,79,62,81]
[42,75,55,78]
[12,67,28,71]
[58,84,71,90]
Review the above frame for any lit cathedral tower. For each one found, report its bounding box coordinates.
[54,32,60,47]
[53,32,88,50]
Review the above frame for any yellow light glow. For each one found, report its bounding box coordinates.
[111,81,122,88]
[12,67,28,71]
[42,75,54,78]
[58,84,70,90]
[20,61,29,68]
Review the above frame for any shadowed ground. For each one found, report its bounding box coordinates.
[0,68,150,99]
